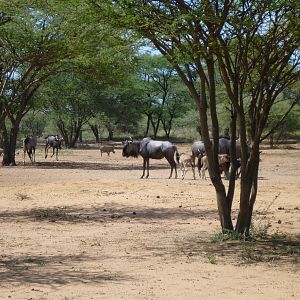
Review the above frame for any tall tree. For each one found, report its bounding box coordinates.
[0,1,71,165]
[40,73,98,148]
[0,0,138,164]
[95,0,300,235]
[138,53,191,138]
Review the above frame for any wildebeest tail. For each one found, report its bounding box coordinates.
[174,146,180,164]
[23,137,30,150]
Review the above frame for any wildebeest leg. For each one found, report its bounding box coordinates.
[23,149,26,165]
[27,149,33,163]
[100,151,102,157]
[166,156,177,179]
[197,158,202,177]
[51,147,55,157]
[146,158,150,178]
[45,144,50,159]
[33,147,35,163]
[192,163,196,180]
[141,158,146,178]
[56,148,59,161]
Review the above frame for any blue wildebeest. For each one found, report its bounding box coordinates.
[23,136,37,164]
[191,136,242,179]
[122,137,180,179]
[45,135,64,161]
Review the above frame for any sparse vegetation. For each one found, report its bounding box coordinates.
[207,254,217,264]
[16,193,30,201]
[33,208,75,222]
[249,222,272,240]
[212,230,239,243]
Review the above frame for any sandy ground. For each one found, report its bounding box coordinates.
[0,144,299,300]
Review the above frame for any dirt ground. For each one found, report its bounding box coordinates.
[0,144,299,300]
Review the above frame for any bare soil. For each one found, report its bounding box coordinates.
[0,145,299,299]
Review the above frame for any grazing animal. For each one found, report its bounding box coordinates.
[200,154,230,180]
[235,159,241,179]
[191,137,243,178]
[23,136,37,165]
[99,145,115,156]
[45,135,63,160]
[179,153,195,180]
[122,137,180,179]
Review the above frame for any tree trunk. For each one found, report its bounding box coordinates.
[69,125,82,148]
[153,121,159,138]
[215,183,234,231]
[79,130,83,143]
[90,124,100,143]
[1,121,20,166]
[235,151,260,236]
[269,134,274,149]
[150,117,156,138]
[144,114,151,137]
[226,106,238,214]
[57,120,70,147]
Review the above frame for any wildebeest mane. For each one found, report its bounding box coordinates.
[122,141,140,158]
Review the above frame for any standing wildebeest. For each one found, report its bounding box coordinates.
[23,136,37,164]
[191,136,242,178]
[45,135,63,161]
[122,137,180,179]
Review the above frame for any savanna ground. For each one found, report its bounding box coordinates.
[0,143,299,300]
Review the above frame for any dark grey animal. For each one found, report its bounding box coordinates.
[191,137,242,178]
[191,140,206,176]
[122,137,180,179]
[23,136,37,164]
[45,135,63,161]
[235,159,241,179]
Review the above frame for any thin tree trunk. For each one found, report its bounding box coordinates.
[90,124,100,143]
[235,151,260,236]
[79,130,83,143]
[269,134,274,149]
[144,115,151,137]
[57,120,70,147]
[69,124,82,148]
[2,121,20,166]
[215,185,234,231]
[227,106,238,214]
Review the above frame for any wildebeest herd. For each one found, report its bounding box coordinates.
[23,135,242,180]
[122,136,241,180]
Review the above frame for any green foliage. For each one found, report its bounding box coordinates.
[212,230,239,243]
[249,222,272,241]
[264,99,300,142]
[207,254,217,264]
[136,54,194,137]
[19,110,47,137]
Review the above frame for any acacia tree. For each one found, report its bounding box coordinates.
[138,54,190,138]
[160,83,191,138]
[95,0,300,235]
[92,81,144,140]
[0,2,70,165]
[0,0,138,164]
[40,73,98,148]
